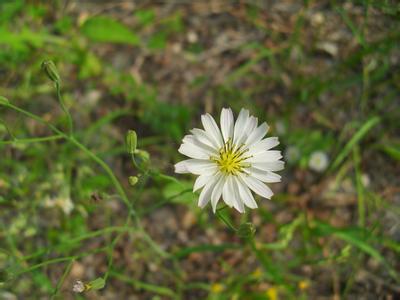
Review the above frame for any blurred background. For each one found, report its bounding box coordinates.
[0,0,399,299]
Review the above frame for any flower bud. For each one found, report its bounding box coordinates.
[134,149,150,170]
[135,149,149,161]
[237,222,256,238]
[0,96,9,106]
[128,176,138,186]
[126,130,137,154]
[41,60,60,84]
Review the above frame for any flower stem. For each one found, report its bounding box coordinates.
[55,82,74,137]
[6,103,131,208]
[216,209,238,231]
[3,101,180,288]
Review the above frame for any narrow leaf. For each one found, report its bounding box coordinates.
[330,116,380,170]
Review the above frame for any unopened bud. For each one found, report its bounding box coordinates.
[237,222,256,238]
[135,149,149,161]
[134,149,150,169]
[0,96,9,106]
[41,60,60,84]
[126,130,137,154]
[128,176,138,186]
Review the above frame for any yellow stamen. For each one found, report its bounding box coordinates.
[211,139,251,175]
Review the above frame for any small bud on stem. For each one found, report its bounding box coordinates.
[126,130,137,155]
[0,96,9,106]
[128,176,138,186]
[41,60,61,84]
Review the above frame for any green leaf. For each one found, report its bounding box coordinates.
[134,9,155,27]
[78,51,102,79]
[237,222,256,238]
[381,143,400,161]
[81,16,139,45]
[88,277,105,290]
[260,216,303,250]
[312,221,399,282]
[110,271,176,297]
[147,31,167,50]
[153,172,180,184]
[163,180,195,204]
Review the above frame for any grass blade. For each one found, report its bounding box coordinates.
[330,116,380,171]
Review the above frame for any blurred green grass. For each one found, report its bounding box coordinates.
[0,0,399,299]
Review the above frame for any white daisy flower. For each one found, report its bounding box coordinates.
[174,108,284,213]
[308,150,329,173]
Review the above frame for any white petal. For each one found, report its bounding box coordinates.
[235,116,258,148]
[245,150,282,163]
[193,174,213,192]
[198,177,219,208]
[201,114,223,148]
[239,173,273,199]
[230,176,245,213]
[220,108,234,142]
[222,177,234,207]
[190,128,218,149]
[211,175,226,212]
[182,135,218,156]
[252,161,285,172]
[247,167,281,183]
[245,122,269,147]
[174,161,190,173]
[233,109,250,147]
[178,143,209,159]
[244,116,258,136]
[181,159,218,175]
[236,176,258,209]
[247,137,280,156]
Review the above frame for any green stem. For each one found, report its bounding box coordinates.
[110,270,177,297]
[216,209,238,232]
[5,103,170,257]
[51,259,74,299]
[17,226,134,262]
[353,146,365,227]
[0,135,63,145]
[248,236,284,285]
[130,153,142,172]
[69,136,135,216]
[56,82,74,137]
[6,103,65,136]
[0,118,16,140]
[5,102,134,216]
[103,218,131,282]
[12,247,107,278]
[3,102,177,284]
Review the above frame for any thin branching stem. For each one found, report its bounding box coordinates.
[2,102,175,281]
[55,82,74,137]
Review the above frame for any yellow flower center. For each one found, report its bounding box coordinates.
[211,139,250,175]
